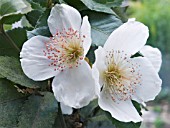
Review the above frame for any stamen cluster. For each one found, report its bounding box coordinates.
[103,50,142,101]
[43,28,85,71]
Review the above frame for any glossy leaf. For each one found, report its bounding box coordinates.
[18,92,58,128]
[80,0,115,14]
[26,10,42,27]
[82,11,122,46]
[0,79,26,127]
[0,0,32,24]
[27,26,51,39]
[0,56,47,88]
[0,28,27,57]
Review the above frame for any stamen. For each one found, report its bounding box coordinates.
[43,28,84,71]
[103,50,142,102]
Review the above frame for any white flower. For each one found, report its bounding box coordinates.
[92,19,162,122]
[20,4,96,111]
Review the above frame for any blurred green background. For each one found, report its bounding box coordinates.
[127,0,170,128]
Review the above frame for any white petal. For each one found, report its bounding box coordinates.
[61,103,73,115]
[93,46,107,87]
[48,4,82,35]
[80,16,92,56]
[52,60,96,108]
[140,45,162,72]
[104,19,149,56]
[132,57,162,104]
[94,46,107,73]
[92,65,101,97]
[98,90,142,122]
[20,36,59,81]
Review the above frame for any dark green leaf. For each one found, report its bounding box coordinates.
[26,10,42,27]
[0,27,27,57]
[0,0,32,24]
[94,0,107,4]
[105,0,124,7]
[86,45,98,64]
[132,101,142,116]
[31,0,49,7]
[27,0,45,10]
[0,14,23,24]
[0,56,47,88]
[27,26,51,39]
[80,99,98,118]
[80,0,116,14]
[18,92,58,128]
[36,9,51,28]
[86,109,115,128]
[63,0,87,11]
[0,79,26,127]
[82,11,122,46]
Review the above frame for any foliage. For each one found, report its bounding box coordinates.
[0,0,142,127]
[127,0,170,54]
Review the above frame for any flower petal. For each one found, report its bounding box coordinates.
[140,45,162,72]
[52,60,96,108]
[48,4,82,35]
[94,46,107,73]
[93,46,107,87]
[61,103,73,115]
[92,65,101,97]
[98,90,142,122]
[104,19,149,56]
[132,57,162,104]
[20,36,59,81]
[80,16,92,56]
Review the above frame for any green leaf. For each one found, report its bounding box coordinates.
[80,99,98,118]
[27,0,45,10]
[0,27,27,57]
[18,92,58,128]
[94,0,107,4]
[80,0,116,14]
[31,0,49,7]
[105,0,124,7]
[27,26,51,39]
[86,45,98,64]
[0,14,23,25]
[0,0,32,24]
[0,56,47,88]
[86,109,115,128]
[36,9,51,28]
[0,74,4,78]
[26,10,42,27]
[82,11,122,46]
[0,79,26,127]
[63,0,87,11]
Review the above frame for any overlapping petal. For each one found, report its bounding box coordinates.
[20,36,59,81]
[61,103,73,115]
[98,90,142,123]
[140,45,162,72]
[80,16,92,56]
[92,19,162,123]
[48,4,82,35]
[52,60,96,108]
[104,19,149,56]
[131,57,162,104]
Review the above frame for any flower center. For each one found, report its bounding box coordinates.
[43,28,84,71]
[103,50,142,102]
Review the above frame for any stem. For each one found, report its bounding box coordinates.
[0,24,20,53]
[58,102,67,128]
